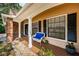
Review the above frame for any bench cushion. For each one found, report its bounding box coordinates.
[33,32,44,40]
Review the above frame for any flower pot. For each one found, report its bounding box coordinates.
[66,46,76,55]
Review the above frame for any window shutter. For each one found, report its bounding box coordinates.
[67,13,77,42]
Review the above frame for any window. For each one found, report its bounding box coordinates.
[32,21,41,35]
[48,15,66,40]
[32,22,39,35]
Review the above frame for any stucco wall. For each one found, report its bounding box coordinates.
[32,3,79,53]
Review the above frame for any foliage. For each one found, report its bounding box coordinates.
[38,47,55,56]
[4,43,13,52]
[38,39,54,56]
[66,42,75,49]
[0,3,22,14]
[0,41,3,44]
[66,42,76,55]
[0,3,22,33]
[0,24,5,33]
[0,43,13,56]
[41,39,49,45]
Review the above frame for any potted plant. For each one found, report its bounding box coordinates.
[41,39,49,45]
[66,42,76,55]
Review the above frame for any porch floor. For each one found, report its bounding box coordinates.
[21,36,70,56]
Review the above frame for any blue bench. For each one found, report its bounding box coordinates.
[33,32,45,42]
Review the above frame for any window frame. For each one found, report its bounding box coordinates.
[46,14,67,42]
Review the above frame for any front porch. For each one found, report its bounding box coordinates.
[1,3,79,56]
[20,36,70,56]
[20,36,79,56]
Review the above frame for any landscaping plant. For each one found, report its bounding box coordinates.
[66,42,76,55]
[38,47,55,56]
[0,43,14,56]
[41,39,49,45]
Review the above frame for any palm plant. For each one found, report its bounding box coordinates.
[0,3,22,14]
[0,3,22,33]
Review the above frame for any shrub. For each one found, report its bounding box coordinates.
[0,41,3,44]
[41,39,49,45]
[38,47,55,56]
[0,43,13,56]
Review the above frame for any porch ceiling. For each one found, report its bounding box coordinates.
[14,3,63,22]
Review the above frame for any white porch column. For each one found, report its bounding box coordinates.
[19,22,21,38]
[28,17,32,48]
